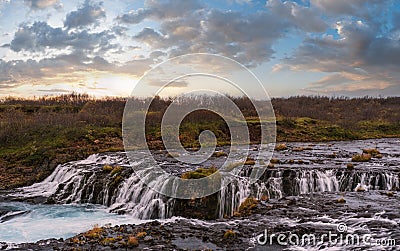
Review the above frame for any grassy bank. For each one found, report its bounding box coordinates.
[0,94,399,189]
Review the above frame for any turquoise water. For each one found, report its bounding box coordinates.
[0,202,145,244]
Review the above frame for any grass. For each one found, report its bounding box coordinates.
[1,94,399,189]
[84,225,104,239]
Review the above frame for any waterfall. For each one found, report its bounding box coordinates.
[15,152,400,220]
[108,172,175,219]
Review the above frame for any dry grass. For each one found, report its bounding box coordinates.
[127,236,139,247]
[275,143,288,151]
[223,230,236,239]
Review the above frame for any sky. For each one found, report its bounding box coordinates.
[0,0,399,98]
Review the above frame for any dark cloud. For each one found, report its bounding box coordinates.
[10,21,116,53]
[64,0,106,29]
[133,28,165,47]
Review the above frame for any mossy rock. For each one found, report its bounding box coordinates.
[244,157,256,165]
[275,143,288,151]
[352,153,372,162]
[103,165,113,172]
[362,148,381,156]
[237,197,259,216]
[336,197,346,203]
[223,230,236,239]
[110,166,123,176]
[213,151,227,157]
[181,167,218,179]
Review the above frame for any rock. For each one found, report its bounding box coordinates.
[346,163,354,170]
[144,236,154,242]
[0,243,8,250]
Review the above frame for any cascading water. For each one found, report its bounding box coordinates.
[14,149,400,220]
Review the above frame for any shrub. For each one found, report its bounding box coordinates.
[101,237,116,245]
[84,225,104,239]
[127,236,139,247]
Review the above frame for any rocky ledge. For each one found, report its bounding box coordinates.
[4,190,399,250]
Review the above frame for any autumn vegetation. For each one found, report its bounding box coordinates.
[0,93,399,189]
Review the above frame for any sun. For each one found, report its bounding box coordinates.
[84,73,139,97]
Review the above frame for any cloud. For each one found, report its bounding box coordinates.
[119,0,329,68]
[310,0,383,17]
[147,80,188,88]
[23,0,60,10]
[266,0,327,32]
[10,21,116,54]
[133,27,165,48]
[284,19,400,94]
[64,0,106,29]
[0,51,153,90]
[38,88,72,93]
[117,0,203,24]
[127,7,294,67]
